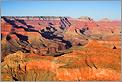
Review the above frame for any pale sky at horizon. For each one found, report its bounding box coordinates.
[1,0,121,20]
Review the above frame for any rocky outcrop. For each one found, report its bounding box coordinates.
[1,16,120,58]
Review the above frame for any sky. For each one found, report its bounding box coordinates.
[1,0,121,20]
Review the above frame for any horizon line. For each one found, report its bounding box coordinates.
[1,16,121,21]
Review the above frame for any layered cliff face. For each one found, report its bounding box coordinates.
[1,16,89,58]
[1,16,121,81]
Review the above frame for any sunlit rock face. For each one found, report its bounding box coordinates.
[1,16,121,81]
[1,16,121,56]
